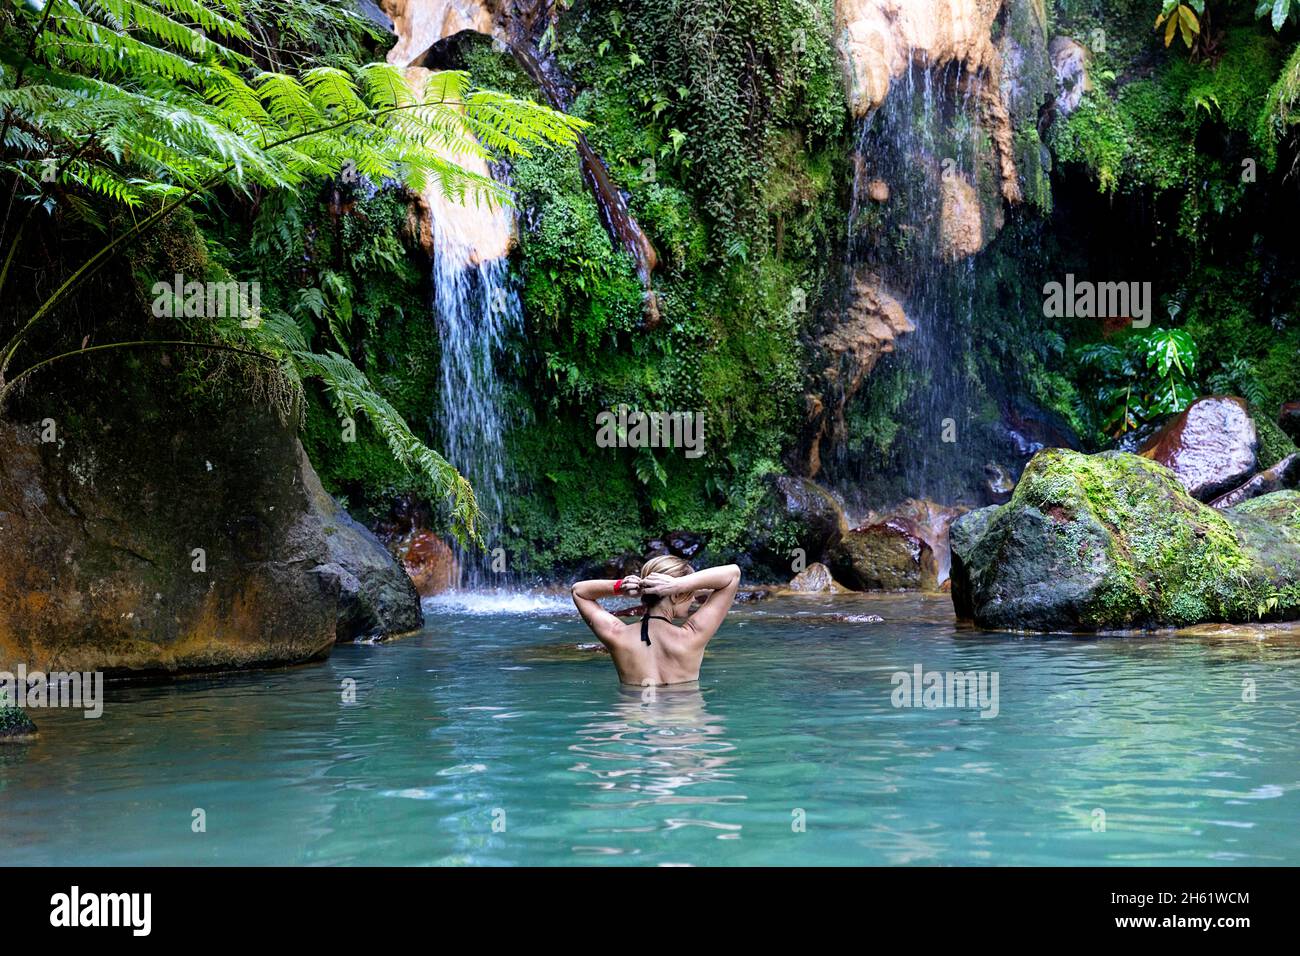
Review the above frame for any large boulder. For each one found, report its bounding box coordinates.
[829,499,967,590]
[1138,396,1258,501]
[302,455,423,638]
[829,518,937,591]
[0,390,421,674]
[949,448,1300,631]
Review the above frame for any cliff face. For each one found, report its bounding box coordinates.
[834,0,1033,207]
[381,0,499,65]
[403,65,514,265]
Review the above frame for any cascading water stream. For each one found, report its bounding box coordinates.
[843,59,990,505]
[428,184,522,587]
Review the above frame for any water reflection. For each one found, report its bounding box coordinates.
[568,685,742,811]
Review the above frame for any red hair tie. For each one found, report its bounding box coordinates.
[613,578,624,594]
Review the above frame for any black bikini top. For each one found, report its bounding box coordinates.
[639,614,672,646]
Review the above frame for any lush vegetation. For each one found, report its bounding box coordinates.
[0,0,582,544]
[5,0,1299,579]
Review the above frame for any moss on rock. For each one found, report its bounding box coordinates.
[950,448,1300,630]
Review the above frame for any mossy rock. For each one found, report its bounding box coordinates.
[0,706,37,743]
[949,448,1300,631]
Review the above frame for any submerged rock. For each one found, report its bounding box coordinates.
[949,448,1300,631]
[1138,396,1258,501]
[0,706,37,743]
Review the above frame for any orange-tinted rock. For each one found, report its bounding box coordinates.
[803,272,914,475]
[827,498,968,591]
[1138,397,1258,502]
[786,562,849,593]
[391,530,460,596]
[891,498,970,584]
[829,519,937,591]
[0,397,399,674]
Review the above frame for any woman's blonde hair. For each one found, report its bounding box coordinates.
[640,554,693,607]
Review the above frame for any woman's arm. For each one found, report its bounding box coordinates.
[571,575,640,642]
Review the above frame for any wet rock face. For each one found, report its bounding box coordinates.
[834,0,1024,206]
[939,172,987,260]
[1139,397,1259,502]
[834,0,1004,117]
[1049,36,1090,115]
[949,449,1300,632]
[389,530,460,597]
[748,476,848,579]
[0,389,420,674]
[802,272,913,476]
[381,0,496,66]
[1210,454,1300,509]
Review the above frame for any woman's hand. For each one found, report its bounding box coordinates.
[641,572,681,597]
[619,574,643,597]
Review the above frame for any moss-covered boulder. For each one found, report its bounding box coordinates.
[949,448,1300,631]
[0,706,37,743]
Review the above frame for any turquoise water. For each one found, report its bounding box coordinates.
[3,592,1298,866]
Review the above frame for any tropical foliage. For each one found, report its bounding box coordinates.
[1073,328,1201,438]
[0,0,585,544]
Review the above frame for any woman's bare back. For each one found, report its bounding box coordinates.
[605,615,708,686]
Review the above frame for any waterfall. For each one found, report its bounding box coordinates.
[401,64,521,587]
[842,60,992,506]
[430,191,522,585]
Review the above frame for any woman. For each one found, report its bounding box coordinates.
[571,556,741,686]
